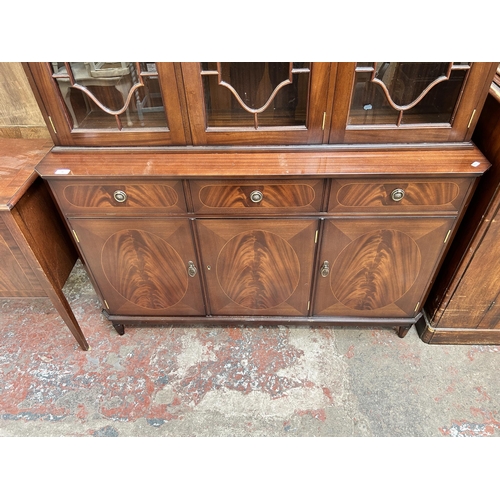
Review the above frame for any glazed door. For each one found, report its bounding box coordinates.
[181,63,334,145]
[196,219,317,315]
[313,217,455,318]
[68,218,205,316]
[24,63,188,147]
[329,62,498,143]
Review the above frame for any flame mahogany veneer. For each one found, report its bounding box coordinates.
[35,148,490,342]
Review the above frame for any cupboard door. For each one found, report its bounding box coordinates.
[313,217,454,318]
[329,62,498,143]
[182,63,333,145]
[196,219,317,315]
[69,218,205,316]
[24,63,188,147]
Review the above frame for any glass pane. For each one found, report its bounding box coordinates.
[349,70,399,126]
[202,62,310,128]
[401,68,467,124]
[349,62,469,126]
[51,62,168,130]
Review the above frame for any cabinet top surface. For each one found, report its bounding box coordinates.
[35,146,491,179]
[0,138,54,209]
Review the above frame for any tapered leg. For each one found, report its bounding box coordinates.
[112,323,125,336]
[396,325,412,338]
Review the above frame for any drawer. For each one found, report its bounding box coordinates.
[328,177,473,214]
[49,179,187,215]
[190,179,324,214]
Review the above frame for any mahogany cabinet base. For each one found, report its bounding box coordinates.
[103,310,420,337]
[416,309,500,345]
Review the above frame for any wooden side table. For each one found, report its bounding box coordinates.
[0,138,89,350]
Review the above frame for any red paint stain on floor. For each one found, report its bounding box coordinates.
[296,409,327,421]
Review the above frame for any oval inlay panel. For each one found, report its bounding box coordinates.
[337,182,460,207]
[64,184,178,208]
[331,230,421,310]
[102,230,188,309]
[217,230,300,310]
[199,184,315,208]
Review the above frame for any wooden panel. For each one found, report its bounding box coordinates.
[0,138,53,207]
[0,215,43,295]
[35,147,491,179]
[196,219,317,316]
[0,127,51,139]
[0,63,49,137]
[436,206,500,329]
[191,178,323,214]
[328,177,472,214]
[11,176,78,291]
[421,92,500,343]
[69,218,205,316]
[313,217,454,318]
[50,179,186,215]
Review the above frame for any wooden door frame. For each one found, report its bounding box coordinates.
[181,62,335,146]
[23,62,189,147]
[328,62,498,144]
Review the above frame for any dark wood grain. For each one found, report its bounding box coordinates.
[217,230,300,310]
[330,179,467,213]
[191,179,323,213]
[69,218,205,316]
[314,217,454,318]
[330,229,421,310]
[50,180,186,215]
[196,219,316,316]
[102,229,188,309]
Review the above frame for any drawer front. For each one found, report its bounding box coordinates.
[328,177,472,214]
[190,179,324,214]
[50,180,187,215]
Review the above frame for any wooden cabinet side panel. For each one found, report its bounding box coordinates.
[436,206,500,328]
[425,93,500,334]
[11,177,78,291]
[0,214,43,295]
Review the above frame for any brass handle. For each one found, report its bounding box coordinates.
[391,188,405,202]
[250,190,263,203]
[187,261,197,278]
[113,190,127,203]
[320,261,330,278]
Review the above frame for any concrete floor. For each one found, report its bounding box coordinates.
[1,260,500,438]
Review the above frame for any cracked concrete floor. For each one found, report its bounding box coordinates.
[1,261,500,437]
